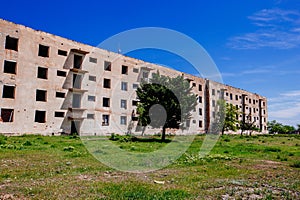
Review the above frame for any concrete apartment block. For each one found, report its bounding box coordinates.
[0,19,268,135]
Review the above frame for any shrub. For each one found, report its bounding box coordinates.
[63,146,75,152]
[23,141,32,146]
[290,161,300,168]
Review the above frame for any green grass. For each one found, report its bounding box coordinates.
[0,134,299,199]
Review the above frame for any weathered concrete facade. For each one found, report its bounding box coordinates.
[0,19,268,135]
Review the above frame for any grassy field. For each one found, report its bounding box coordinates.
[0,134,299,199]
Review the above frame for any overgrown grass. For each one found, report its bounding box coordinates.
[0,134,299,199]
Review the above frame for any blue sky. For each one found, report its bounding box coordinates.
[1,0,299,127]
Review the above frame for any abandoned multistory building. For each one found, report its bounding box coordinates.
[0,19,268,135]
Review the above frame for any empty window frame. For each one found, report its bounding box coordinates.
[2,85,15,99]
[72,93,81,108]
[57,70,67,77]
[102,114,109,126]
[142,71,149,78]
[73,74,82,89]
[89,57,97,63]
[36,89,47,102]
[35,110,46,123]
[3,60,17,74]
[89,75,96,82]
[235,95,238,101]
[121,82,128,91]
[54,111,65,117]
[192,82,196,87]
[198,84,202,91]
[121,99,127,109]
[88,95,96,102]
[132,100,139,106]
[199,120,203,128]
[87,113,95,119]
[104,61,111,71]
[122,65,128,75]
[133,68,139,73]
[230,93,233,100]
[199,108,202,116]
[73,54,83,69]
[5,36,18,51]
[198,96,202,103]
[120,116,127,125]
[0,108,14,122]
[103,97,110,107]
[37,67,48,79]
[56,92,65,98]
[58,49,67,56]
[133,83,139,89]
[212,89,215,96]
[212,100,216,107]
[103,78,111,88]
[38,44,49,57]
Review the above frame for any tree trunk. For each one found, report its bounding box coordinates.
[222,126,225,135]
[162,127,166,142]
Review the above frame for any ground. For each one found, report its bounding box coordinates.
[0,134,299,199]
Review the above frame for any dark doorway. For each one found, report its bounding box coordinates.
[71,120,80,135]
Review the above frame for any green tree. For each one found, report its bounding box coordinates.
[221,102,240,135]
[297,124,300,131]
[240,114,260,136]
[136,72,197,141]
[267,120,295,134]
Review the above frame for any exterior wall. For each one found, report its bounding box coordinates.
[0,19,268,135]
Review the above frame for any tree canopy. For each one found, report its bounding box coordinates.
[267,120,296,134]
[136,72,197,141]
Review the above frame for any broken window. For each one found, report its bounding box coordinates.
[103,97,110,107]
[122,65,128,75]
[133,68,139,73]
[198,96,202,103]
[38,44,49,57]
[54,111,65,118]
[3,60,17,74]
[37,67,48,79]
[198,84,202,91]
[36,89,47,102]
[89,75,96,82]
[104,61,111,71]
[5,36,18,51]
[199,120,202,128]
[89,57,97,63]
[87,113,95,119]
[212,100,216,107]
[132,100,139,106]
[73,54,83,69]
[88,95,96,102]
[58,49,67,56]
[120,116,127,125]
[199,108,202,116]
[72,93,81,108]
[73,74,82,89]
[35,110,46,123]
[121,99,127,109]
[0,108,14,122]
[103,78,111,88]
[212,89,215,96]
[2,85,15,99]
[56,92,65,98]
[102,114,109,126]
[121,82,128,91]
[132,83,138,89]
[57,70,67,77]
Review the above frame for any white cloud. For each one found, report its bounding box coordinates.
[228,8,300,49]
[268,90,300,126]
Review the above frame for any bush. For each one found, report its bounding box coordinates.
[290,161,300,168]
[23,141,32,146]
[63,146,75,152]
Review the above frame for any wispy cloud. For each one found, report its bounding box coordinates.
[228,8,300,49]
[268,90,300,126]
